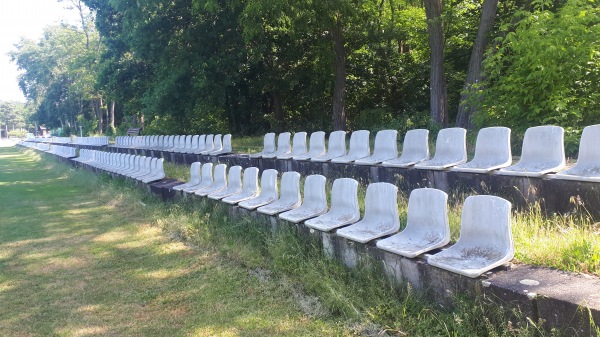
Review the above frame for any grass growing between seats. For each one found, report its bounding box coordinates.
[162,159,600,277]
[159,197,576,336]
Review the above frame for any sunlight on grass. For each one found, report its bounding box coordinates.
[0,147,351,336]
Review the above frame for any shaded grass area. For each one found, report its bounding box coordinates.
[0,147,347,336]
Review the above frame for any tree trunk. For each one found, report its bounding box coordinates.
[331,14,347,131]
[456,0,499,129]
[424,0,448,127]
[96,97,104,134]
[109,100,115,128]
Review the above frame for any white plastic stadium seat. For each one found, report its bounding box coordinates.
[238,169,279,210]
[278,132,307,159]
[257,171,301,215]
[330,130,370,163]
[196,163,227,196]
[414,128,467,170]
[427,195,514,278]
[496,125,565,177]
[293,131,326,161]
[262,132,292,159]
[553,124,600,182]
[336,182,400,243]
[305,178,360,231]
[382,129,430,168]
[173,162,202,191]
[208,166,243,200]
[376,188,450,258]
[222,167,260,204]
[279,175,328,223]
[311,131,347,162]
[355,129,398,165]
[249,133,277,158]
[453,127,512,173]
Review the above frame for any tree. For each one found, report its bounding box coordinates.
[0,101,30,137]
[424,0,448,127]
[10,20,104,135]
[455,0,499,129]
[476,0,600,132]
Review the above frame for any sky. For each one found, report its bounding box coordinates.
[0,0,82,102]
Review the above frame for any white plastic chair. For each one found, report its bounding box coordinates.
[262,132,292,159]
[336,182,400,243]
[279,175,328,223]
[554,124,600,182]
[211,134,233,155]
[382,129,430,168]
[173,162,202,191]
[135,157,157,180]
[293,131,326,161]
[427,195,514,278]
[142,158,166,183]
[330,130,370,163]
[376,188,450,258]
[496,125,565,177]
[222,167,260,204]
[193,135,207,154]
[355,129,398,165]
[414,128,467,170]
[182,135,193,153]
[257,171,301,215]
[201,134,217,155]
[186,135,200,154]
[196,163,227,196]
[249,133,277,158]
[130,157,152,179]
[453,127,512,173]
[208,166,243,200]
[208,134,223,154]
[278,132,307,159]
[238,169,279,209]
[312,131,347,162]
[184,163,213,193]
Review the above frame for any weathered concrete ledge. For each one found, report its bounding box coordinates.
[25,146,600,335]
[103,145,600,218]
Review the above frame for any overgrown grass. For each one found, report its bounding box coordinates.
[162,158,600,277]
[158,197,563,336]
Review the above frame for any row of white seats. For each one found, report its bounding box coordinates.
[74,150,166,183]
[20,141,51,151]
[46,145,77,158]
[175,162,513,278]
[25,136,72,144]
[248,125,600,182]
[113,134,232,156]
[23,136,108,146]
[72,136,109,146]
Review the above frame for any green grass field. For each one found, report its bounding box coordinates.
[0,147,349,336]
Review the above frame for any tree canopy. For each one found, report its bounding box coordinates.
[9,0,599,137]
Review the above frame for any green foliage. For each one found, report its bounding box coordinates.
[10,23,104,132]
[475,0,600,131]
[7,129,27,138]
